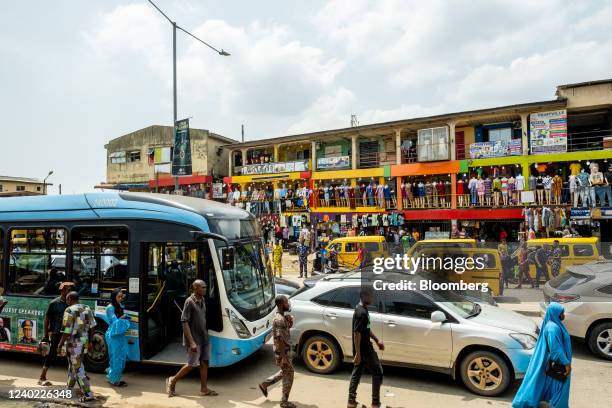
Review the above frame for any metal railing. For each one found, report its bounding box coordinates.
[359,150,397,168]
[567,129,611,152]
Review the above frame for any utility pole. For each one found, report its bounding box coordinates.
[146,0,230,196]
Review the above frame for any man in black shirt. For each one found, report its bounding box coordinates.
[348,286,384,408]
[38,281,73,386]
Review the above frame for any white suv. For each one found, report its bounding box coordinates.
[290,272,538,397]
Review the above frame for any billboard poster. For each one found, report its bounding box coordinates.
[469,139,522,159]
[241,160,309,175]
[172,118,192,176]
[0,296,95,353]
[529,110,567,154]
[212,182,226,199]
[316,155,351,170]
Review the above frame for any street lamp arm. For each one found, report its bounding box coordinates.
[176,25,230,56]
[146,0,174,24]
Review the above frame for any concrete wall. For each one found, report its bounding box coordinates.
[105,125,227,184]
[558,82,612,110]
[206,136,230,178]
[0,180,44,196]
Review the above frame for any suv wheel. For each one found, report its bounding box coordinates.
[302,334,341,374]
[460,350,511,397]
[588,322,612,360]
[84,327,109,373]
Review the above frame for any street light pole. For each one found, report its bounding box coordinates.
[43,170,53,195]
[173,21,179,192]
[146,0,230,196]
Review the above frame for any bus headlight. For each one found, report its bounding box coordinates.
[228,309,251,339]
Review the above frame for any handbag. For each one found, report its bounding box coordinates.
[545,339,568,382]
[545,360,567,382]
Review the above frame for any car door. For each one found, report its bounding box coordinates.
[381,290,452,368]
[322,286,384,357]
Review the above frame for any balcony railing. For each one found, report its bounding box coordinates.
[567,129,611,152]
[359,150,396,169]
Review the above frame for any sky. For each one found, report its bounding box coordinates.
[1,0,611,194]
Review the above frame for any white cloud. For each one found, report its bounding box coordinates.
[86,5,344,119]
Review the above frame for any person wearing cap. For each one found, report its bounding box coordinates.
[38,281,74,386]
[20,319,36,343]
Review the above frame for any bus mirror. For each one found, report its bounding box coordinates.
[222,247,235,270]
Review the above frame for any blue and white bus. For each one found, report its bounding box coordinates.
[0,193,275,371]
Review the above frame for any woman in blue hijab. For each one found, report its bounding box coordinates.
[105,288,131,387]
[513,302,572,408]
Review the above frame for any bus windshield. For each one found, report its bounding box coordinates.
[217,239,274,321]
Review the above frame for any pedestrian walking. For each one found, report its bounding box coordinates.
[535,245,551,288]
[298,241,309,278]
[258,295,295,408]
[38,281,74,386]
[166,280,218,397]
[549,240,562,278]
[273,240,284,278]
[105,287,131,387]
[348,286,385,408]
[57,291,96,403]
[513,240,534,289]
[512,302,572,408]
[357,243,370,269]
[498,239,510,289]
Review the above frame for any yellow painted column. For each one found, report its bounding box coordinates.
[273,145,279,162]
[311,140,317,174]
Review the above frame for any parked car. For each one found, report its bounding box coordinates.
[275,277,301,296]
[290,271,538,396]
[541,260,612,360]
[326,236,389,269]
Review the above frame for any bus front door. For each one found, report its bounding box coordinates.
[142,243,197,361]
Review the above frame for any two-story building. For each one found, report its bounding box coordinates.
[99,125,237,199]
[223,79,612,243]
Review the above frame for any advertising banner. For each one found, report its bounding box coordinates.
[316,155,351,170]
[172,118,192,176]
[529,110,567,154]
[469,139,522,159]
[241,160,308,175]
[212,182,226,198]
[0,296,94,353]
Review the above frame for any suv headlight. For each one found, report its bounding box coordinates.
[510,333,537,350]
[227,309,251,339]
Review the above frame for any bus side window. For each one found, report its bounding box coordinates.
[72,227,129,298]
[0,229,4,295]
[8,228,67,295]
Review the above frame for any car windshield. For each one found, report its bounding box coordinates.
[217,239,274,318]
[427,288,480,318]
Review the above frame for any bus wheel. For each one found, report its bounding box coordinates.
[85,327,109,373]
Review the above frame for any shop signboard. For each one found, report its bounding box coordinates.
[241,160,308,175]
[570,208,591,219]
[469,139,522,159]
[529,110,567,154]
[424,231,450,239]
[212,182,225,199]
[317,155,351,170]
[172,118,192,176]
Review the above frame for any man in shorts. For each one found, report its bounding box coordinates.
[39,281,74,386]
[166,280,218,397]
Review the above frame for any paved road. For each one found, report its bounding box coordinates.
[1,321,610,407]
[1,261,610,407]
